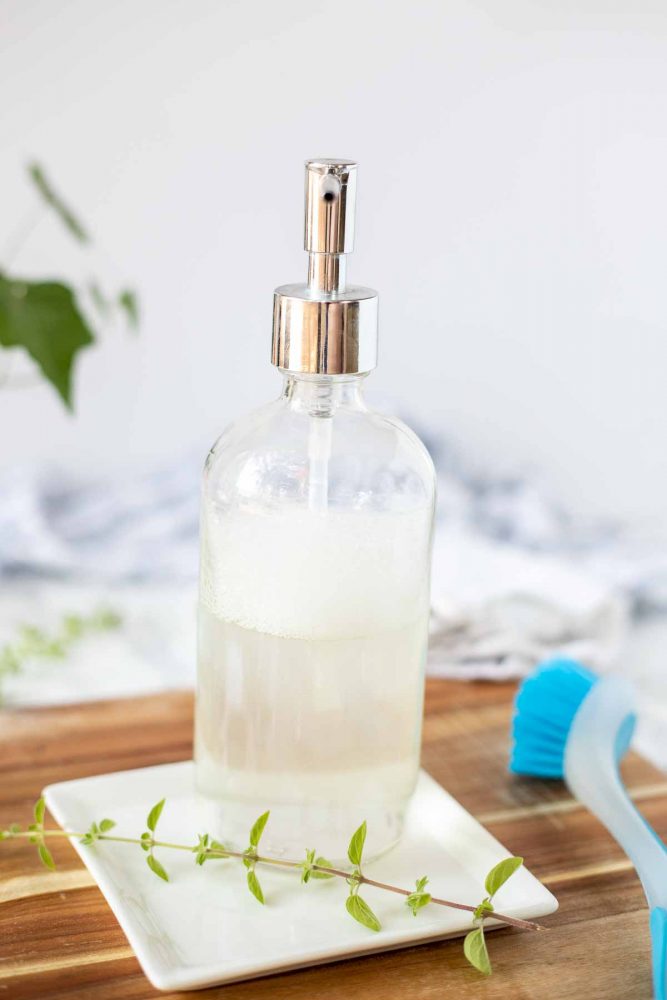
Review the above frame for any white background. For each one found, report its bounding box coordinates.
[1,0,666,526]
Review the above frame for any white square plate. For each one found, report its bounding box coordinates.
[44,763,557,992]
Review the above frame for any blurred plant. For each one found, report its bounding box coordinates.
[0,608,122,704]
[0,163,139,410]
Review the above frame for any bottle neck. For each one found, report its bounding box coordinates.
[281,372,367,416]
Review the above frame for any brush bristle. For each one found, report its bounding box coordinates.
[509,657,598,778]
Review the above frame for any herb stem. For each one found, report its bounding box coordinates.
[6,829,542,932]
[360,875,541,931]
[310,865,541,932]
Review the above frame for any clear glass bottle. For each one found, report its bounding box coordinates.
[195,160,436,861]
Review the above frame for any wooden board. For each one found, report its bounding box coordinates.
[1,680,665,999]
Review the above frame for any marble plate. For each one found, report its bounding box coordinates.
[44,763,557,992]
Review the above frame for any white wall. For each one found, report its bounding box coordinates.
[1,0,666,525]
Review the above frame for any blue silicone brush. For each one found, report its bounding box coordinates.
[510,658,667,1000]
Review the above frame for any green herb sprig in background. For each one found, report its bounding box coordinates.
[1,797,540,978]
[0,608,122,704]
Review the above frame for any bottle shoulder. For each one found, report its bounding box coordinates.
[203,398,435,510]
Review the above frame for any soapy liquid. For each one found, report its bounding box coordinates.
[195,503,431,859]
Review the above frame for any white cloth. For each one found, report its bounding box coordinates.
[428,525,627,678]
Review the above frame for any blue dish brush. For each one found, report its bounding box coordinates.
[510,657,667,1000]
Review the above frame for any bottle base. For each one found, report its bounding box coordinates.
[195,791,406,865]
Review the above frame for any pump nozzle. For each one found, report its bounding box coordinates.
[305,160,356,253]
[305,160,357,293]
[272,158,377,374]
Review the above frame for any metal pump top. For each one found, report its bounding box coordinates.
[271,159,379,375]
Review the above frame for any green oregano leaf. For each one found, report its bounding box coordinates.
[140,832,152,852]
[473,898,494,921]
[209,839,229,858]
[33,797,46,825]
[311,856,335,880]
[38,843,56,870]
[192,833,210,865]
[99,818,116,833]
[146,799,165,833]
[249,811,270,848]
[247,869,264,904]
[464,926,491,976]
[301,848,316,884]
[146,854,169,882]
[484,857,523,899]
[345,893,381,932]
[406,890,432,916]
[347,820,367,867]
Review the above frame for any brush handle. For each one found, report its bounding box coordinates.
[565,676,667,999]
[652,908,667,1000]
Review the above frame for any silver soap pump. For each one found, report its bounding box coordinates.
[272,159,378,375]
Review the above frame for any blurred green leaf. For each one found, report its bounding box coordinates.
[117,289,139,330]
[38,843,56,871]
[0,275,94,409]
[88,282,109,317]
[27,163,89,243]
[146,799,165,833]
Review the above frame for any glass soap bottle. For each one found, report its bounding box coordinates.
[195,159,436,860]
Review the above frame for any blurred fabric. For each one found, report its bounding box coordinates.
[1,446,665,692]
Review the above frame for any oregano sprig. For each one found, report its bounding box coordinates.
[344,821,382,932]
[142,798,169,882]
[243,810,270,903]
[28,796,55,871]
[192,833,229,866]
[80,817,116,846]
[463,856,526,975]
[406,875,432,916]
[0,609,122,704]
[301,848,335,884]
[1,799,542,977]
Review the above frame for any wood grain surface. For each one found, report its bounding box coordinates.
[1,680,665,999]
